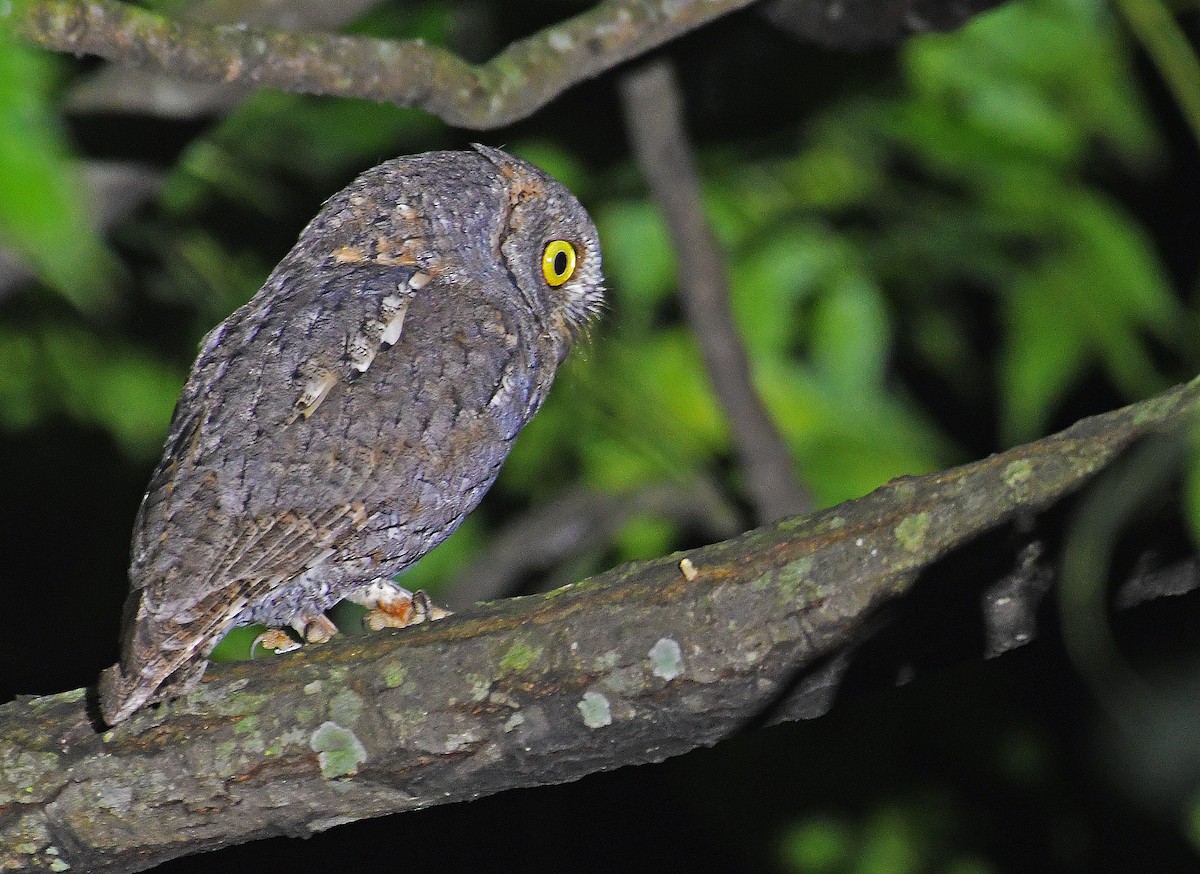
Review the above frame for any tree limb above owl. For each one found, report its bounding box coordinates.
[2,376,1197,873]
[13,0,1006,130]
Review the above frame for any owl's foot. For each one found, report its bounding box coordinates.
[300,612,339,644]
[251,613,339,656]
[251,629,300,657]
[361,588,451,632]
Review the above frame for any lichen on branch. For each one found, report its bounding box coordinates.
[2,376,1197,873]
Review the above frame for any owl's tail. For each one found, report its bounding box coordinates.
[96,589,218,726]
[97,655,208,727]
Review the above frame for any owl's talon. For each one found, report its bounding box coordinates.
[301,613,339,644]
[363,589,451,631]
[251,629,302,657]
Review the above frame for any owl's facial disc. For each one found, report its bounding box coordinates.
[476,145,605,346]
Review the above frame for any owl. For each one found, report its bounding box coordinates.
[97,145,604,726]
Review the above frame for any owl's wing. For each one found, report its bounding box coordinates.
[104,261,433,724]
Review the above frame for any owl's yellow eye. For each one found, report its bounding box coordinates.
[541,240,577,287]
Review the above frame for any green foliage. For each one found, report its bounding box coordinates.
[779,800,995,874]
[0,32,115,311]
[0,325,182,455]
[1,0,1189,530]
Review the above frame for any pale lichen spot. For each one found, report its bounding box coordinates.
[503,712,526,732]
[548,29,574,52]
[894,512,931,552]
[329,689,364,727]
[469,675,493,702]
[578,691,612,728]
[310,721,367,779]
[303,680,323,695]
[649,638,684,681]
[1004,459,1033,488]
[408,270,432,291]
[444,731,481,753]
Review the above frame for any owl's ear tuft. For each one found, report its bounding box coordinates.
[470,143,511,166]
[471,144,539,191]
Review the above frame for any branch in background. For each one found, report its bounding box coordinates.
[65,0,386,118]
[3,376,1197,873]
[619,60,812,523]
[1112,0,1200,150]
[444,478,741,610]
[14,0,759,129]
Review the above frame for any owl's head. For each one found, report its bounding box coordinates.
[474,144,605,355]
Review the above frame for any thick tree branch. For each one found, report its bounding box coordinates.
[13,0,758,129]
[64,0,386,118]
[2,377,1197,872]
[620,59,812,522]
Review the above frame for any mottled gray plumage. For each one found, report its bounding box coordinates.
[98,146,603,725]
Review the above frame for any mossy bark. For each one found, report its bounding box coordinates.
[1,377,1197,872]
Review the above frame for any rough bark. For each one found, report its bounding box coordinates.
[2,376,1197,873]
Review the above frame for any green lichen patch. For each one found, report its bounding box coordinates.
[209,688,272,716]
[775,555,816,603]
[894,512,931,552]
[1004,459,1033,488]
[499,640,543,674]
[309,721,367,779]
[1132,389,1183,426]
[577,691,612,728]
[382,661,408,688]
[231,713,259,735]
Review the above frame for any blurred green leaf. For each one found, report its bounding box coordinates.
[40,328,184,456]
[612,514,676,562]
[809,267,890,397]
[595,200,676,330]
[0,34,115,310]
[1187,791,1200,855]
[0,326,182,457]
[761,361,949,507]
[731,223,839,358]
[780,817,854,873]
